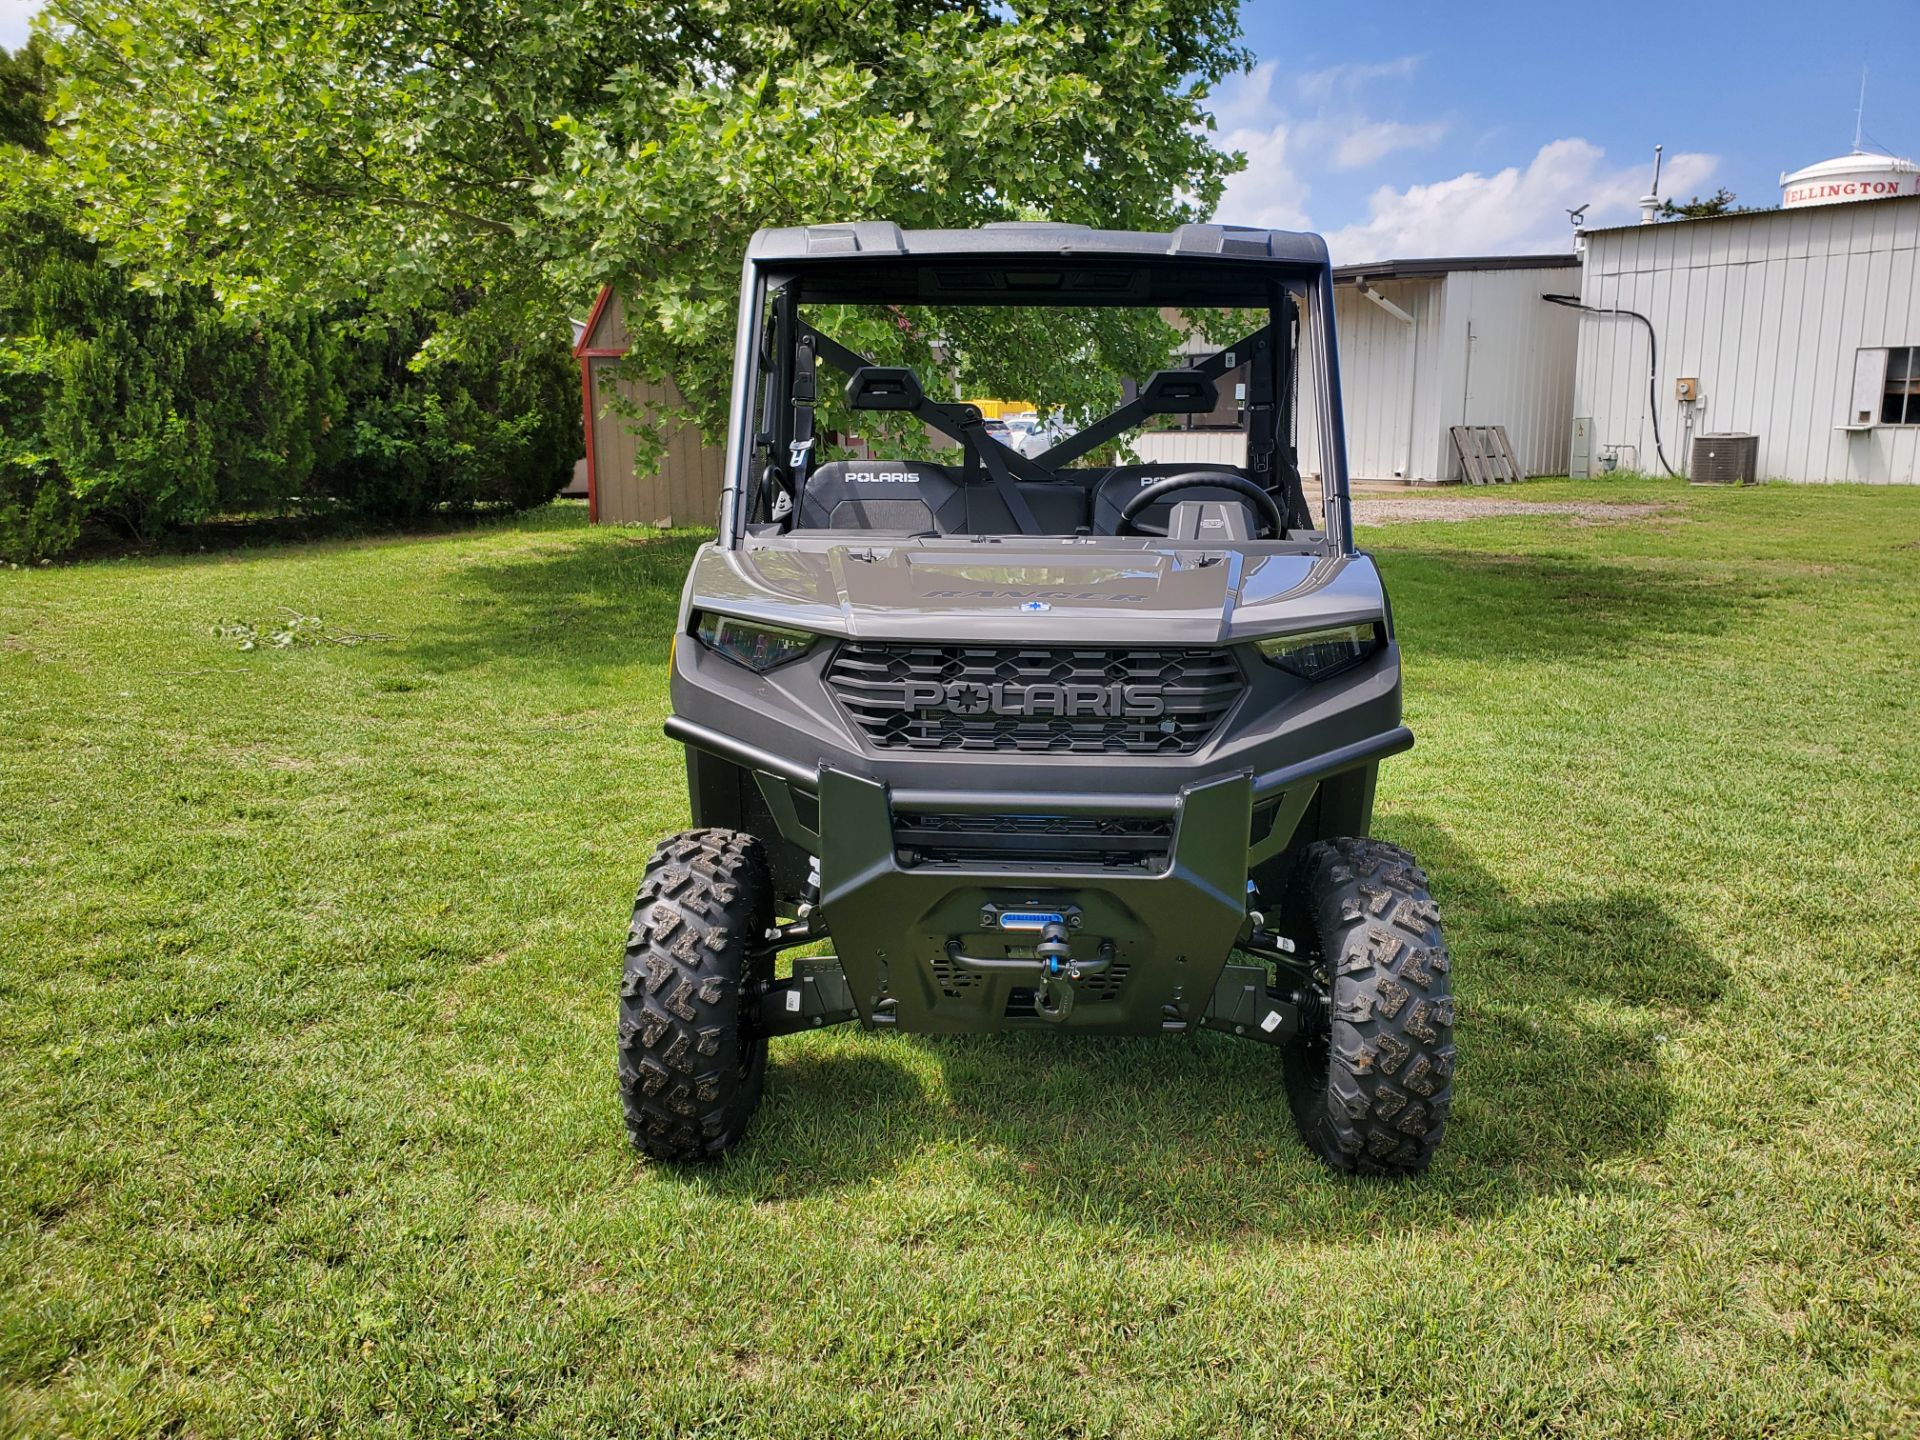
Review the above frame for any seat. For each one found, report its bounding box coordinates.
[796,460,1091,535]
[961,479,1089,535]
[795,460,969,532]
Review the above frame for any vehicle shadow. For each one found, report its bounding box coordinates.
[1373,547,1758,665]
[689,817,1724,1239]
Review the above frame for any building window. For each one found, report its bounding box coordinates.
[1849,347,1920,426]
[1883,347,1920,425]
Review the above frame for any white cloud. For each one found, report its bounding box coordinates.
[1297,56,1422,102]
[1209,61,1282,136]
[1,0,40,50]
[1213,119,1312,233]
[1334,119,1448,170]
[1208,54,1451,231]
[1321,139,1718,262]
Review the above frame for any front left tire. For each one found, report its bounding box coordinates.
[618,828,772,1162]
[1282,836,1455,1176]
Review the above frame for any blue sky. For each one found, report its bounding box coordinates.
[5,0,1915,263]
[1219,0,1919,259]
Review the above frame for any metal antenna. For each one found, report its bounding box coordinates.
[1650,144,1664,198]
[1855,66,1867,152]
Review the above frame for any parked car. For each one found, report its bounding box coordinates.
[1009,413,1070,458]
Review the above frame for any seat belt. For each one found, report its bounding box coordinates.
[961,416,1043,535]
[1247,324,1312,534]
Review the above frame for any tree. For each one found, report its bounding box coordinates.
[1658,188,1741,220]
[0,32,52,152]
[44,0,1249,434]
[2,35,576,560]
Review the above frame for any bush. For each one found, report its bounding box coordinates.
[0,39,579,562]
[314,318,577,523]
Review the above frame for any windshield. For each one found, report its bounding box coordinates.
[728,258,1340,547]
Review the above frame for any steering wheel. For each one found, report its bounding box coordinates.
[1117,471,1287,538]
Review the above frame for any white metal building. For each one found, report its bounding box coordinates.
[1137,255,1582,483]
[1570,193,1920,484]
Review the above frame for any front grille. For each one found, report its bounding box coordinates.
[895,812,1173,867]
[826,643,1243,754]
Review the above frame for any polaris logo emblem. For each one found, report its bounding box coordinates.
[901,680,1166,718]
[846,470,919,483]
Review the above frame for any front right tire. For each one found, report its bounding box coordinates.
[1283,837,1455,1176]
[618,828,772,1162]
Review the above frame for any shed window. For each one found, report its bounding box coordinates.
[1883,347,1920,425]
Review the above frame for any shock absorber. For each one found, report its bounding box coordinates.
[1291,987,1329,1035]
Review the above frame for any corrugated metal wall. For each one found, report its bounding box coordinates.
[1297,268,1577,482]
[1437,268,1580,479]
[581,291,727,526]
[1133,431,1246,466]
[1574,198,1920,483]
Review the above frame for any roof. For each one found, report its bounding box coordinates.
[1582,189,1920,236]
[572,285,620,358]
[744,221,1331,267]
[1332,253,1580,282]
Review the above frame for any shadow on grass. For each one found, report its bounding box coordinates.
[690,819,1724,1238]
[390,523,1758,678]
[1378,548,1759,664]
[395,530,707,676]
[56,496,594,566]
[412,521,1733,1227]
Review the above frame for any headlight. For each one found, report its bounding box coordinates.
[692,613,818,672]
[1255,622,1380,679]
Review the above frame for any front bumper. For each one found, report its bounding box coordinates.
[815,767,1253,1034]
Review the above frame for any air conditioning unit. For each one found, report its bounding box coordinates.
[1690,433,1757,485]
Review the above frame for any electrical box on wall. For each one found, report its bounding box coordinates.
[1570,416,1595,478]
[1675,377,1700,403]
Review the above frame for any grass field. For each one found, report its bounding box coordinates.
[3,479,1918,1438]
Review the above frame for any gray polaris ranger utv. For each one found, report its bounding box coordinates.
[620,221,1453,1175]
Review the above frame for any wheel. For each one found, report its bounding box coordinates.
[1282,837,1454,1176]
[618,827,773,1162]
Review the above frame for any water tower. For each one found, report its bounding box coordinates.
[1780,150,1920,208]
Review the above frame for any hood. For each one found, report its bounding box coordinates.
[684,540,1387,646]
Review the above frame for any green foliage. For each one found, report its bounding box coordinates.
[314,318,579,522]
[0,39,578,561]
[212,611,392,650]
[0,32,50,151]
[46,0,1250,435]
[1658,187,1745,219]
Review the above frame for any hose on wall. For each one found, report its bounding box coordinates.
[1543,293,1678,477]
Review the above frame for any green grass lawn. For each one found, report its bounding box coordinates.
[3,481,1918,1438]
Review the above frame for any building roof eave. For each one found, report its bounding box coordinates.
[1331,253,1581,282]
